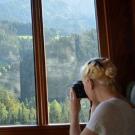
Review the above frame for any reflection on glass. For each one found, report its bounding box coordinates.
[0,0,36,125]
[42,0,99,123]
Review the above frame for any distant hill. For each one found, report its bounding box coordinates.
[0,0,97,33]
[0,0,31,23]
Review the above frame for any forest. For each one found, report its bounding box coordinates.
[0,19,98,124]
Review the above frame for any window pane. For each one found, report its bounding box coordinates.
[42,0,99,123]
[0,0,36,125]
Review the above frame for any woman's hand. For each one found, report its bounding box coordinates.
[69,88,81,135]
[69,88,81,122]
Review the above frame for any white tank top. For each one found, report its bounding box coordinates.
[86,97,135,135]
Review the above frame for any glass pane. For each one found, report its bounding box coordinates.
[42,0,99,123]
[0,0,36,125]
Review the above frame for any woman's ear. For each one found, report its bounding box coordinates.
[89,79,94,90]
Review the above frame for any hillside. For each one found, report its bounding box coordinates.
[0,0,96,33]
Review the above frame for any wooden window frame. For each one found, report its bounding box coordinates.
[0,0,110,134]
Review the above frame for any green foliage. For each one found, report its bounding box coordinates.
[49,98,90,123]
[49,100,62,123]
[46,35,74,63]
[60,98,70,122]
[0,23,20,61]
[0,22,20,96]
[80,99,90,122]
[19,37,35,101]
[0,91,90,124]
[0,102,8,123]
[80,29,99,60]
[0,87,36,125]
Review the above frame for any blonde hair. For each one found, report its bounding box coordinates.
[81,58,117,87]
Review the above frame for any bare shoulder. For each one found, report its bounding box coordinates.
[80,127,98,135]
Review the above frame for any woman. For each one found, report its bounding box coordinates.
[69,57,135,135]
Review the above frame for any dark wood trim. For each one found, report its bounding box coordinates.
[101,0,133,91]
[0,124,87,135]
[31,0,48,125]
[96,0,110,58]
[0,125,69,135]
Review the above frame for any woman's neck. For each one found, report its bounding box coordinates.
[95,86,120,102]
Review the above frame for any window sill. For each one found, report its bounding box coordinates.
[0,124,86,135]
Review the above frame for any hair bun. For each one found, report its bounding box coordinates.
[104,61,117,79]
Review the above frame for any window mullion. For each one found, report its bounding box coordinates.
[31,0,48,125]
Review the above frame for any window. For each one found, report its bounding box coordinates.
[42,0,99,123]
[0,0,36,125]
[0,0,109,134]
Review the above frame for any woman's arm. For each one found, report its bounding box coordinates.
[69,89,98,135]
[81,128,98,135]
[69,89,81,135]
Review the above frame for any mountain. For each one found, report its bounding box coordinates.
[0,0,97,34]
[43,0,96,33]
[0,0,31,23]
